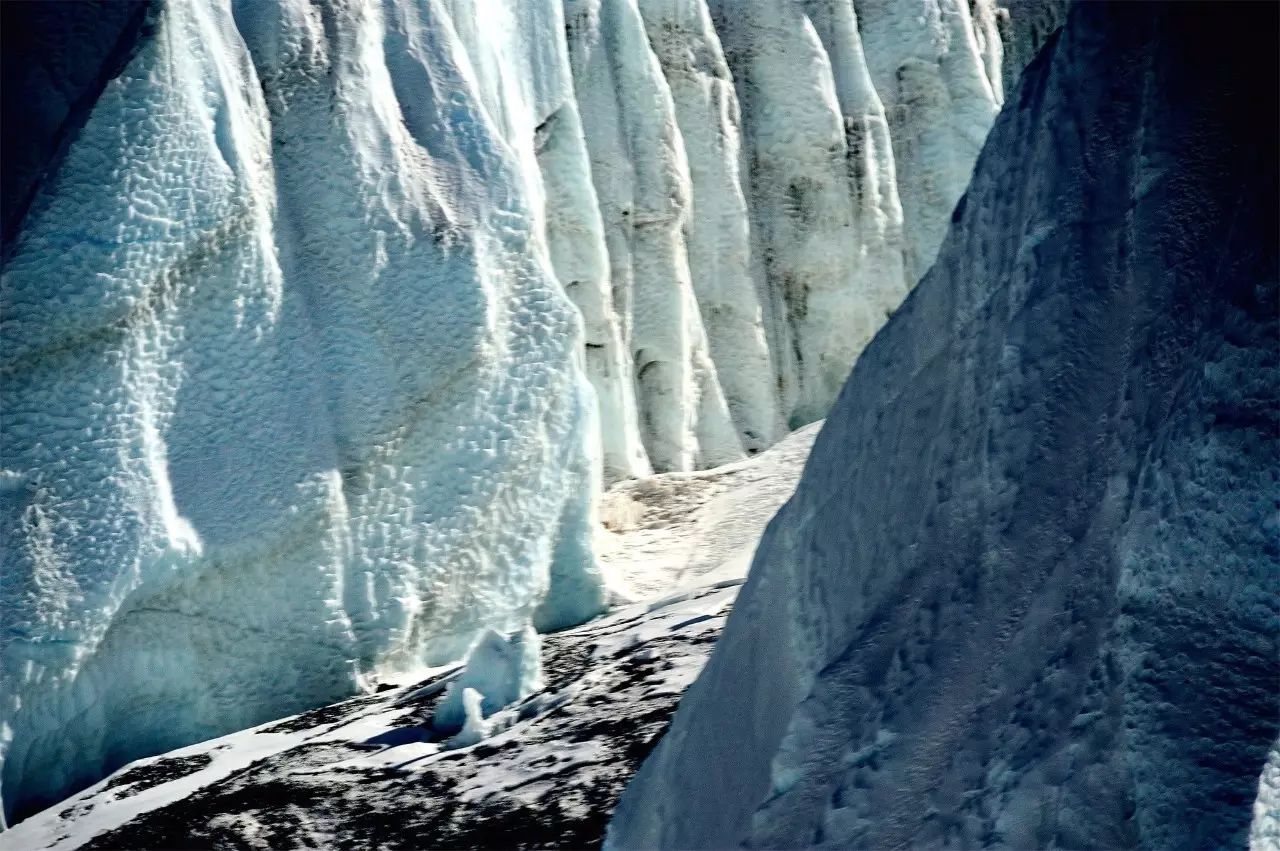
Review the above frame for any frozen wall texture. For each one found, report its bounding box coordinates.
[0,0,153,251]
[0,0,1050,824]
[0,0,611,824]
[609,3,1279,848]
[564,0,1025,465]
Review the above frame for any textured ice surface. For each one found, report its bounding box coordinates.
[563,0,1030,464]
[704,0,1007,425]
[0,0,604,823]
[433,627,543,734]
[0,0,153,249]
[996,0,1066,97]
[0,0,1050,823]
[610,5,1279,848]
[1254,741,1280,850]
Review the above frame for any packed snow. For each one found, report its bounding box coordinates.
[0,423,815,849]
[598,422,820,600]
[608,5,1279,849]
[1,0,1048,823]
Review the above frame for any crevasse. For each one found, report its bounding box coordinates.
[1,0,1018,823]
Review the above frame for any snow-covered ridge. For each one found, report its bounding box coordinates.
[1,0,1041,824]
[608,4,1279,848]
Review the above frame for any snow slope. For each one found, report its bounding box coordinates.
[0,586,735,851]
[598,422,820,600]
[0,423,814,850]
[0,0,1046,824]
[609,4,1280,848]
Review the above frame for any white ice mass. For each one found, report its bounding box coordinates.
[609,4,1279,848]
[0,0,609,823]
[561,0,1015,467]
[432,626,542,735]
[0,0,1047,825]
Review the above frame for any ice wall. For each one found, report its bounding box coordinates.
[564,0,744,473]
[562,0,1023,465]
[701,0,1005,426]
[0,0,605,824]
[609,3,1279,848]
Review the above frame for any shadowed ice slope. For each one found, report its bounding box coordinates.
[609,4,1279,848]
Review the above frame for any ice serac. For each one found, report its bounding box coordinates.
[560,0,1034,459]
[432,625,543,735]
[609,4,1279,849]
[635,0,783,455]
[565,0,744,473]
[0,0,604,823]
[512,3,652,484]
[851,0,1002,286]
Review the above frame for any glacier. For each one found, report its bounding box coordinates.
[562,0,1016,469]
[608,3,1279,848]
[1,0,1044,825]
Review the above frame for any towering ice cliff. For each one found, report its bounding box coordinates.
[0,0,609,824]
[703,0,1008,424]
[564,0,746,472]
[609,3,1279,848]
[1,0,1042,824]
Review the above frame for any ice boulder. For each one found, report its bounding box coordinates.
[433,626,544,735]
[609,4,1280,848]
